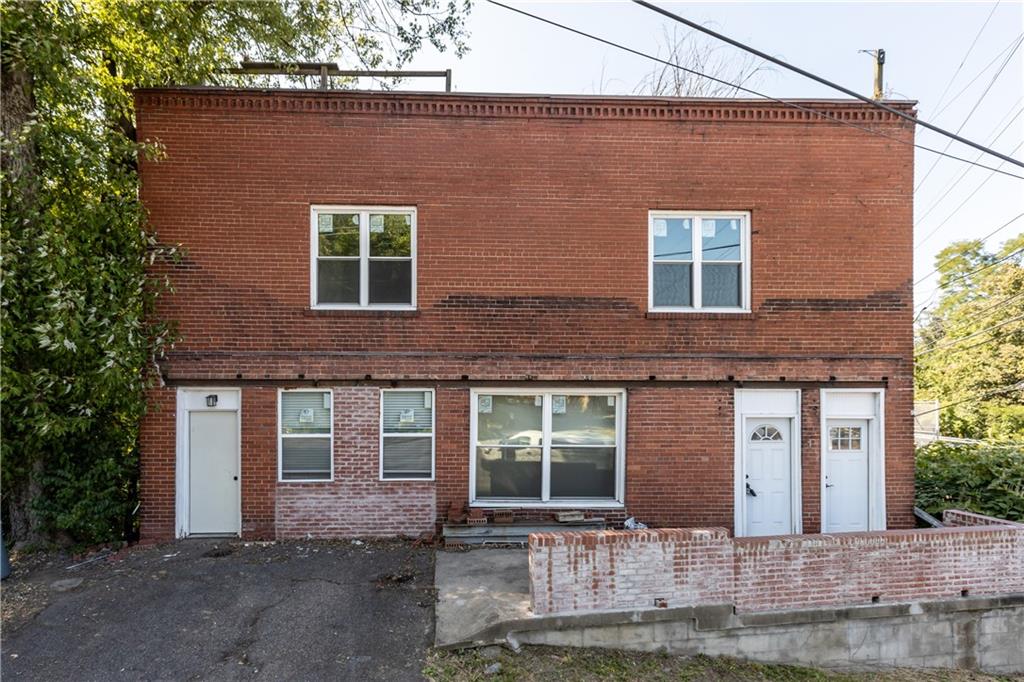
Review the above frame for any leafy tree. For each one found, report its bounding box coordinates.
[1,0,469,546]
[915,233,1024,441]
[916,442,1024,522]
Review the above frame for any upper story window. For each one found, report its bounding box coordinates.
[311,206,416,309]
[648,211,750,312]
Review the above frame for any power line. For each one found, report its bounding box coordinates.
[911,382,1024,417]
[915,246,1024,313]
[930,1,1001,115]
[914,33,1024,192]
[934,32,1024,120]
[486,0,1024,180]
[914,212,1024,286]
[631,0,1024,170]
[916,312,1024,356]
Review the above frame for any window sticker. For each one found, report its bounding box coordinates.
[370,215,385,233]
[399,408,415,424]
[323,393,331,409]
[607,395,615,407]
[298,407,315,423]
[701,221,716,238]
[423,391,432,409]
[318,214,334,233]
[653,219,668,238]
[534,395,543,407]
[552,395,566,414]
[479,395,492,414]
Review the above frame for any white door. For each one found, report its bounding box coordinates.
[744,418,792,536]
[824,419,869,533]
[188,410,240,536]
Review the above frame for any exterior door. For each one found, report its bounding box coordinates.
[744,418,792,536]
[824,418,869,533]
[188,410,240,535]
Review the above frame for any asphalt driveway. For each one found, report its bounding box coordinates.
[1,539,435,681]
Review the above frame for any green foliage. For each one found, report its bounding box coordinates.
[915,442,1024,522]
[915,234,1024,441]
[1,0,469,545]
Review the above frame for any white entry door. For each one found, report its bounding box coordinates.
[824,419,869,533]
[744,418,792,536]
[188,410,240,536]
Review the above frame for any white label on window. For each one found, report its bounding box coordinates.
[535,395,543,407]
[552,395,566,414]
[323,394,331,409]
[701,221,716,238]
[607,395,615,406]
[298,408,315,423]
[479,395,492,414]
[423,391,432,409]
[399,408,415,424]
[653,219,668,237]
[370,215,385,233]
[318,214,333,233]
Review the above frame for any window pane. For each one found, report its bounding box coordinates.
[476,395,542,446]
[653,263,692,307]
[382,391,432,433]
[281,437,331,480]
[653,218,692,261]
[281,392,331,434]
[552,395,616,446]
[475,446,541,499]
[317,259,359,304]
[700,218,741,261]
[318,213,360,257]
[368,260,412,305]
[369,214,412,257]
[550,447,616,498]
[382,436,432,478]
[701,263,741,308]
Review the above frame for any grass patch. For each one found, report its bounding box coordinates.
[424,646,1014,681]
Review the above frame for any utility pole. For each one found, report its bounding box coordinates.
[859,49,885,100]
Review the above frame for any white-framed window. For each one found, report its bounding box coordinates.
[310,205,416,310]
[469,389,626,507]
[278,389,333,481]
[380,389,435,480]
[648,211,751,312]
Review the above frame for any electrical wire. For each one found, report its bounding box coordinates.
[930,0,1001,115]
[914,212,1024,286]
[916,312,1024,356]
[934,32,1024,120]
[910,382,1024,417]
[485,0,1024,180]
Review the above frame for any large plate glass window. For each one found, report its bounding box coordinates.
[650,212,749,311]
[279,390,333,481]
[381,389,435,480]
[312,206,415,309]
[472,390,624,505]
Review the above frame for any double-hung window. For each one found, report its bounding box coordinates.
[470,389,625,506]
[380,389,435,480]
[279,389,333,481]
[649,211,750,312]
[311,206,416,309]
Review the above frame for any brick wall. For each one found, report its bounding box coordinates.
[530,519,1024,615]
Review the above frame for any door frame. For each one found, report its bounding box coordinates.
[733,389,802,537]
[175,388,242,538]
[819,388,886,533]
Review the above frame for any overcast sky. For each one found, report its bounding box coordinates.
[396,1,1024,309]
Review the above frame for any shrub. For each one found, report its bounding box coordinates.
[915,442,1024,522]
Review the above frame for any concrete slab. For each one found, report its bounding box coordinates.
[434,548,530,646]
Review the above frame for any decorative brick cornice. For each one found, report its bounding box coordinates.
[135,87,917,124]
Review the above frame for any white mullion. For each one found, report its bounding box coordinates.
[359,211,369,307]
[693,217,703,309]
[541,393,552,502]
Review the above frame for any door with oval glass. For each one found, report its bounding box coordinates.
[824,419,870,532]
[743,418,792,536]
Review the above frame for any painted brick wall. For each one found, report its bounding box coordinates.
[530,520,1024,615]
[276,386,436,538]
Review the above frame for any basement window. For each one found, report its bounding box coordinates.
[279,389,333,481]
[470,389,625,507]
[311,206,416,309]
[649,211,750,312]
[380,389,435,480]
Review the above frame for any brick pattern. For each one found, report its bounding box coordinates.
[942,510,1023,527]
[139,386,176,540]
[530,518,1024,615]
[276,386,435,538]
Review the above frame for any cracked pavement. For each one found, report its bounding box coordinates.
[1,539,435,680]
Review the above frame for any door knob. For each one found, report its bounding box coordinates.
[746,483,757,497]
[233,476,239,481]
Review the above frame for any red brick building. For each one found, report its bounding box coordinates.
[136,87,915,541]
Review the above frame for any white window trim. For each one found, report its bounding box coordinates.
[819,388,887,532]
[310,205,417,311]
[468,388,626,508]
[379,388,436,482]
[278,388,335,483]
[648,210,751,313]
